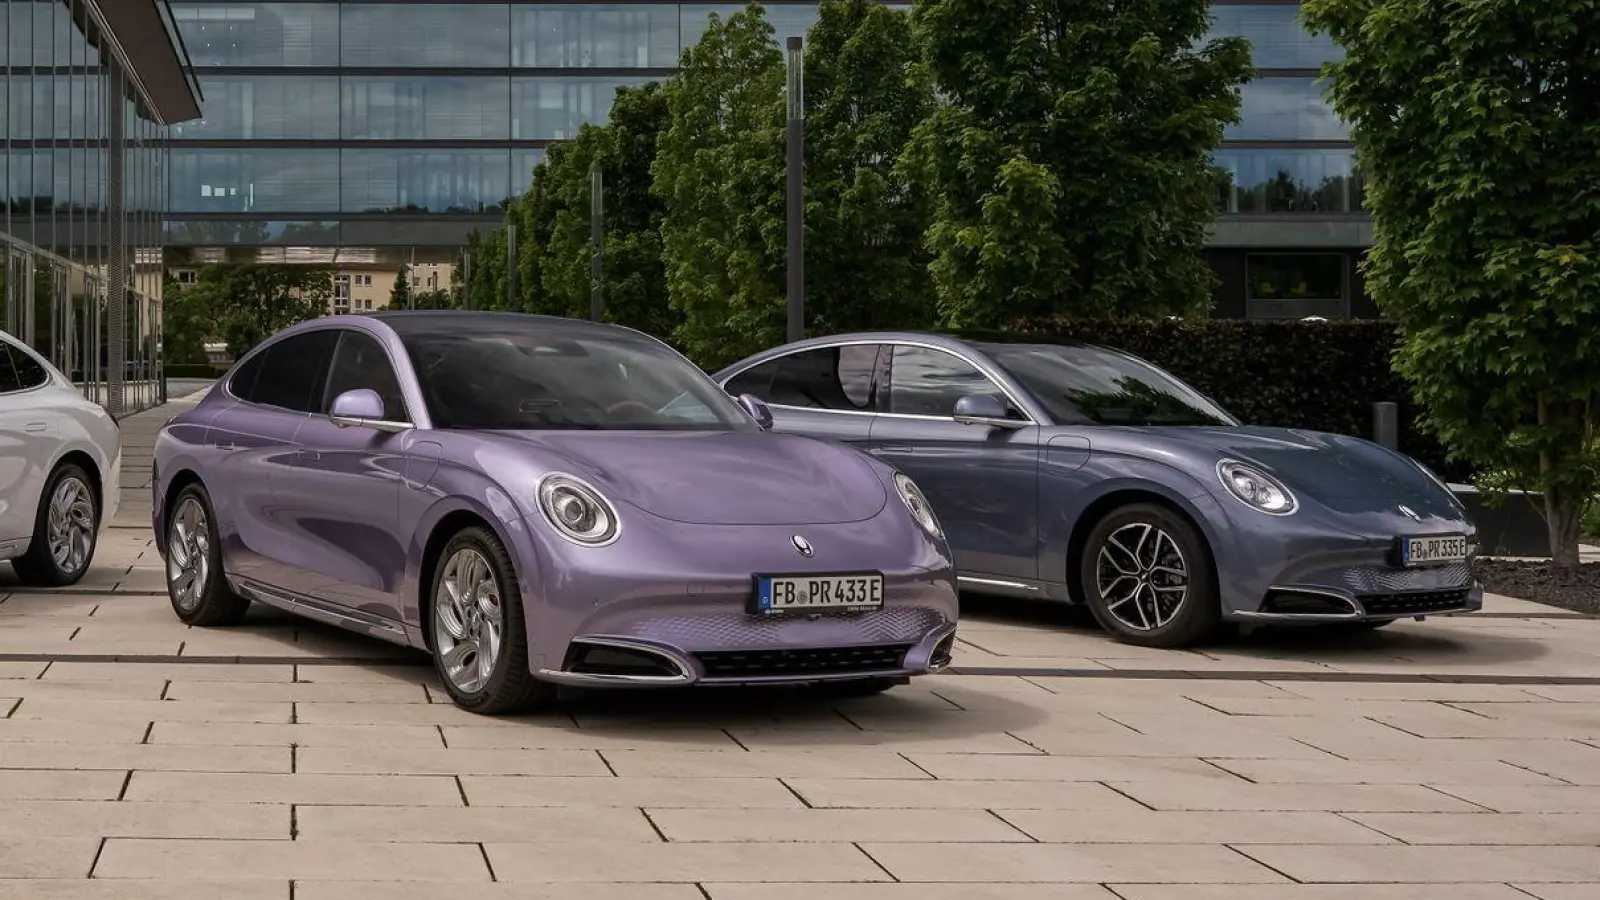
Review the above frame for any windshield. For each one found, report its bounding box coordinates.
[400,327,756,431]
[974,342,1238,427]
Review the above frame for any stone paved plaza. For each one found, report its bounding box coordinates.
[2,389,1599,897]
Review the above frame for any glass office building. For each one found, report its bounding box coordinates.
[3,0,202,415]
[162,0,1366,317]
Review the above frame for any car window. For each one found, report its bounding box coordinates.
[0,338,49,393]
[227,350,266,402]
[887,344,1006,417]
[245,330,339,413]
[399,325,755,432]
[723,359,778,399]
[321,330,408,422]
[739,345,881,411]
[973,341,1237,427]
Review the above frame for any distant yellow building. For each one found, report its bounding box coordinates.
[168,262,457,315]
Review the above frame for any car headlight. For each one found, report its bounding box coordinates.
[893,472,943,540]
[537,473,620,546]
[1216,459,1297,516]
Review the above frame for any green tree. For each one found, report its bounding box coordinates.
[390,266,412,308]
[518,83,675,338]
[174,264,331,359]
[1303,0,1600,569]
[653,3,787,368]
[903,0,1252,327]
[160,277,211,366]
[452,228,511,311]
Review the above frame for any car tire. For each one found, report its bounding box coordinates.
[12,462,99,587]
[813,677,899,699]
[428,525,554,715]
[1078,502,1220,648]
[165,483,251,626]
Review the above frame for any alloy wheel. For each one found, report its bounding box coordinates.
[166,496,211,611]
[46,475,95,576]
[434,547,505,694]
[1094,521,1191,631]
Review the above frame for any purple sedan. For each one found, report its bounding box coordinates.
[152,312,958,714]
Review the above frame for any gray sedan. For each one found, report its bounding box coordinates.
[713,332,1481,648]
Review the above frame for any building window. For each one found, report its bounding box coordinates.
[1213,149,1365,213]
[1205,4,1344,69]
[1226,77,1347,142]
[175,271,197,285]
[1245,253,1348,320]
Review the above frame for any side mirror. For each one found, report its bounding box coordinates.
[953,393,1027,430]
[330,388,410,434]
[736,393,774,431]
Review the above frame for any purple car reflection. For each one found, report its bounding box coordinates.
[151,312,958,714]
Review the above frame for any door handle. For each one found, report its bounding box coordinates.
[301,450,321,461]
[24,422,47,433]
[876,444,915,453]
[214,442,239,452]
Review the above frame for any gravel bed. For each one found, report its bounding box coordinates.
[1473,559,1600,615]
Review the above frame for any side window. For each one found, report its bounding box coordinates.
[226,351,267,403]
[765,345,881,411]
[0,339,48,392]
[248,330,340,413]
[723,359,778,399]
[321,330,409,421]
[887,345,1003,417]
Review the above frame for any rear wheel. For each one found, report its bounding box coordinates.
[428,526,554,715]
[166,484,250,626]
[1078,503,1220,648]
[12,463,99,587]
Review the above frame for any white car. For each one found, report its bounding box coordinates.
[0,331,121,586]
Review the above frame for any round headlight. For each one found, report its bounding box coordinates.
[1216,459,1297,516]
[893,472,944,540]
[537,474,620,545]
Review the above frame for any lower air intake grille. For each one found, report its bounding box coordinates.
[695,644,913,679]
[1359,588,1474,617]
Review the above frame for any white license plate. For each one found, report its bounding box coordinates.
[753,573,885,614]
[1401,534,1469,566]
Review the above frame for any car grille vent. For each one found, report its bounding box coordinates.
[1359,588,1474,617]
[694,644,912,679]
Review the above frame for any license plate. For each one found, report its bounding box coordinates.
[1401,534,1469,566]
[752,572,885,614]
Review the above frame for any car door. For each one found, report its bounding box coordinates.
[204,329,338,589]
[0,337,56,545]
[273,328,412,624]
[869,342,1042,582]
[720,343,885,445]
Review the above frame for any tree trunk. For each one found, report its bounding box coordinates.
[1537,392,1584,571]
[1544,482,1583,571]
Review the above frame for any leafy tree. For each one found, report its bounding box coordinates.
[390,266,412,308]
[755,0,939,337]
[452,228,510,311]
[175,264,330,358]
[653,4,787,368]
[160,277,210,366]
[411,289,456,310]
[1303,0,1600,568]
[903,0,1253,327]
[515,83,674,338]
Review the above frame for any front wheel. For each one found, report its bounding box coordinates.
[428,526,554,715]
[1078,503,1220,648]
[12,463,99,587]
[166,483,250,626]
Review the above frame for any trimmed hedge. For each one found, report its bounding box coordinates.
[1003,318,1468,481]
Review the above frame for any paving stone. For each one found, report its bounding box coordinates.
[995,808,1395,844]
[600,749,931,780]
[1233,844,1600,883]
[483,841,888,882]
[0,882,289,900]
[1350,812,1600,845]
[859,842,1286,883]
[296,746,610,776]
[784,778,1140,810]
[460,775,802,809]
[123,772,464,806]
[0,838,100,877]
[92,839,488,881]
[648,808,1032,843]
[0,742,289,773]
[0,800,288,839]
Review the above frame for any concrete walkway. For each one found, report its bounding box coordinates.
[1,394,1598,898]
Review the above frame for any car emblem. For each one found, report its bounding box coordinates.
[1398,505,1421,521]
[791,535,814,557]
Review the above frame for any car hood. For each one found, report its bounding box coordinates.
[1100,425,1460,517]
[483,430,889,526]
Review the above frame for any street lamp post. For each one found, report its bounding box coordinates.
[785,35,805,343]
[590,159,604,322]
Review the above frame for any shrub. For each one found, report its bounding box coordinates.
[1005,317,1466,481]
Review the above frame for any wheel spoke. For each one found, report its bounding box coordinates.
[434,547,507,696]
[1096,521,1191,633]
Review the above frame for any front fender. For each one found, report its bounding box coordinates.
[1039,458,1222,586]
[398,482,549,649]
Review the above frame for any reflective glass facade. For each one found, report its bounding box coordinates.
[164,1,868,251]
[3,0,201,415]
